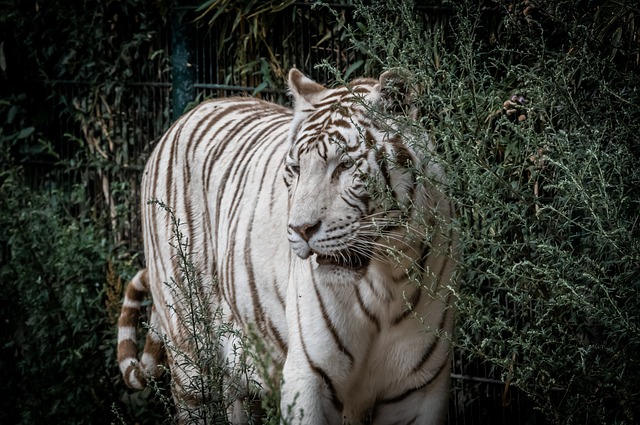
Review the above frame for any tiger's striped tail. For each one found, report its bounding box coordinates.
[117,269,165,389]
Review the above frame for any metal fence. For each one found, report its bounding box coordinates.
[20,2,547,424]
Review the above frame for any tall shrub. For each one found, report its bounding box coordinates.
[0,95,162,424]
[0,169,110,423]
[349,0,640,423]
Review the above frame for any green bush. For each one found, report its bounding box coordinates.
[0,164,174,424]
[0,91,160,423]
[0,170,105,422]
[349,0,640,423]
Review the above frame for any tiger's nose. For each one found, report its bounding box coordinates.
[289,220,321,242]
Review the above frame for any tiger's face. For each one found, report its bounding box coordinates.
[284,70,420,279]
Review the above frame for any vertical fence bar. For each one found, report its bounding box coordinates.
[171,1,196,121]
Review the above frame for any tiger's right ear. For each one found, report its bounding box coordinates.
[288,69,325,110]
[372,69,419,120]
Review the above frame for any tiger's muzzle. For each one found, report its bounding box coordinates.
[289,219,371,271]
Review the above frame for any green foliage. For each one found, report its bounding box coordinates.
[0,169,109,423]
[1,0,172,247]
[0,97,160,424]
[194,0,366,92]
[0,0,170,84]
[347,0,640,423]
[0,168,171,424]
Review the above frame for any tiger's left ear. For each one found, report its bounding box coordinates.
[372,70,419,120]
[288,69,325,110]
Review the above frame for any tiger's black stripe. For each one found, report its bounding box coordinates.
[377,354,450,407]
[239,120,291,335]
[296,295,344,414]
[311,274,355,364]
[354,285,381,332]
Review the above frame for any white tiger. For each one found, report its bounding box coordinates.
[117,69,459,425]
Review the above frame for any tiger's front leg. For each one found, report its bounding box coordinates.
[280,347,343,425]
[279,271,345,425]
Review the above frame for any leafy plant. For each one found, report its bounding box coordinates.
[0,169,113,424]
[343,0,640,423]
[0,96,160,424]
[194,0,367,92]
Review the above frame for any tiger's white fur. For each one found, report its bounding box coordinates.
[118,69,459,425]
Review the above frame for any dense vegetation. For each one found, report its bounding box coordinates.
[1,0,638,424]
[361,2,640,423]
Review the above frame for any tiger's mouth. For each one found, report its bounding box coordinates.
[314,251,370,270]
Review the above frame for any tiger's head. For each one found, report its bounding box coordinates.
[284,69,439,280]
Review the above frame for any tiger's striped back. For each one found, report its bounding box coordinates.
[117,70,459,425]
